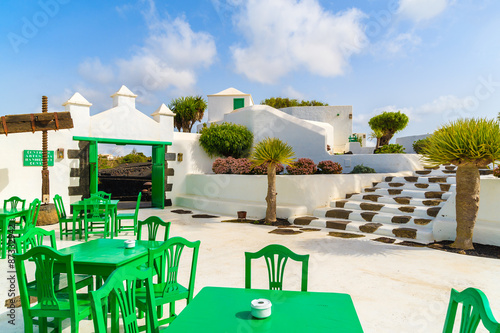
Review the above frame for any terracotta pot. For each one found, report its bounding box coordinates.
[237,211,247,220]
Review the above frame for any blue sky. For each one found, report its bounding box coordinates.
[2,0,500,143]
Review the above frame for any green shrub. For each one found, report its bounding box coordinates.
[350,164,376,174]
[374,144,405,154]
[412,137,430,154]
[199,122,253,158]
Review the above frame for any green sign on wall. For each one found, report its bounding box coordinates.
[23,150,54,166]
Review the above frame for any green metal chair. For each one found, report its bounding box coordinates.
[54,194,83,240]
[10,198,41,236]
[245,244,309,292]
[136,236,201,329]
[15,227,93,298]
[115,192,142,236]
[137,215,171,241]
[443,288,500,333]
[83,196,112,241]
[14,246,92,333]
[90,265,158,333]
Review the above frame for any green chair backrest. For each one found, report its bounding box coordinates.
[245,244,309,292]
[53,194,68,220]
[133,192,142,218]
[443,288,500,333]
[90,265,157,333]
[147,237,200,301]
[84,196,109,221]
[137,216,171,241]
[95,191,111,200]
[15,227,56,254]
[24,198,41,232]
[4,196,26,211]
[14,246,78,319]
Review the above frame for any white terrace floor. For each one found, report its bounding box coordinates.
[1,206,500,332]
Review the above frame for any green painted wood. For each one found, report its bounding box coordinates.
[71,199,119,241]
[14,246,93,333]
[245,244,309,292]
[443,288,500,333]
[151,145,165,209]
[136,236,200,329]
[3,196,26,211]
[90,265,157,333]
[233,98,245,110]
[115,192,141,236]
[73,136,172,146]
[82,196,112,241]
[54,194,82,241]
[0,207,29,258]
[55,238,164,277]
[137,215,171,241]
[167,286,364,332]
[15,227,93,299]
[89,140,99,195]
[10,198,41,236]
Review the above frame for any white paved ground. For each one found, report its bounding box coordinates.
[1,206,499,332]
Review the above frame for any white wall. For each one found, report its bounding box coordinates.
[224,105,332,162]
[280,106,353,153]
[179,172,413,215]
[396,134,430,154]
[207,95,253,123]
[0,86,174,208]
[433,177,500,246]
[329,154,423,173]
[167,132,214,201]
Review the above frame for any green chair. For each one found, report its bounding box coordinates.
[90,265,158,333]
[54,194,83,240]
[443,288,500,333]
[14,246,92,333]
[95,191,111,200]
[15,227,93,298]
[245,244,309,292]
[83,196,111,241]
[10,198,41,236]
[4,196,26,223]
[136,236,201,329]
[137,215,171,241]
[115,192,142,236]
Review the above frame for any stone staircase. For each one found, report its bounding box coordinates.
[292,165,461,243]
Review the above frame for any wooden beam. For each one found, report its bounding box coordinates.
[0,112,73,135]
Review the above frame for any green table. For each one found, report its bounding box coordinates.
[56,238,163,331]
[55,238,163,277]
[70,199,119,241]
[166,287,364,332]
[0,208,29,259]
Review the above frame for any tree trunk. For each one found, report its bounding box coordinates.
[378,134,392,147]
[452,163,480,250]
[265,163,277,224]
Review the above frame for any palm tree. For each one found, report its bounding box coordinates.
[421,118,500,250]
[169,95,207,132]
[251,138,295,224]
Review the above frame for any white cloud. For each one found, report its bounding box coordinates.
[373,32,421,56]
[117,15,216,93]
[282,86,305,100]
[77,2,217,99]
[398,0,449,22]
[78,57,114,85]
[231,0,367,84]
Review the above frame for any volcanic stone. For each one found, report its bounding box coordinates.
[392,228,417,239]
[359,223,383,233]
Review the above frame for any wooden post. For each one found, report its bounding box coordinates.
[41,96,49,203]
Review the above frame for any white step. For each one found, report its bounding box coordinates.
[328,200,442,218]
[374,181,455,192]
[362,188,452,199]
[343,194,447,207]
